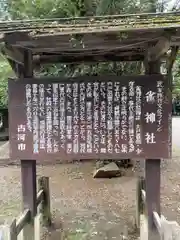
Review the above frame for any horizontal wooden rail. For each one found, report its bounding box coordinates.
[141,189,146,202]
[36,189,44,206]
[153,211,161,234]
[136,177,180,240]
[1,176,51,240]
[140,188,162,235]
[16,209,31,235]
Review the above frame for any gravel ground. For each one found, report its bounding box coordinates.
[0,117,180,239]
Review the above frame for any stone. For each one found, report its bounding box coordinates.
[95,159,132,170]
[93,162,121,178]
[95,160,105,169]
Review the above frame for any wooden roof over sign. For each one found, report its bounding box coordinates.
[1,11,180,65]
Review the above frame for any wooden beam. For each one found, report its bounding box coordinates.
[24,50,33,77]
[21,160,37,240]
[145,160,161,240]
[4,32,31,44]
[6,59,18,74]
[2,45,24,65]
[34,53,144,65]
[11,35,158,51]
[2,32,33,66]
[8,31,167,54]
[16,50,34,78]
[148,36,170,62]
[30,44,145,54]
[20,50,35,240]
[7,31,164,46]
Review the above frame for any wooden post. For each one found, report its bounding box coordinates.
[21,160,37,240]
[17,49,33,78]
[136,177,141,230]
[38,177,51,227]
[34,211,42,240]
[136,177,145,230]
[23,50,33,77]
[9,219,17,240]
[145,160,161,240]
[144,58,161,240]
[20,49,36,240]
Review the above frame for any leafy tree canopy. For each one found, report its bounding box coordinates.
[0,56,14,108]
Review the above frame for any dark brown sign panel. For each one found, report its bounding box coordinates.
[8,75,171,160]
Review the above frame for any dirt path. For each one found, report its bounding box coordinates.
[0,118,180,239]
[0,163,138,239]
[0,157,180,240]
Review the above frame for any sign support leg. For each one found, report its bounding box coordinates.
[20,49,36,239]
[144,56,161,240]
[145,159,161,240]
[21,160,37,240]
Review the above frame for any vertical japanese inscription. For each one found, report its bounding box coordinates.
[144,90,156,144]
[135,86,142,155]
[32,84,39,153]
[100,82,107,153]
[39,84,45,150]
[121,86,128,153]
[86,82,93,153]
[46,84,52,153]
[128,81,135,153]
[17,124,26,151]
[80,82,86,154]
[93,82,99,153]
[66,83,73,154]
[26,84,32,132]
[114,82,120,153]
[52,84,59,153]
[157,81,163,132]
[107,82,113,153]
[72,83,79,154]
[59,84,65,150]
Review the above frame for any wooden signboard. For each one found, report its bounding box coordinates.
[8,74,171,160]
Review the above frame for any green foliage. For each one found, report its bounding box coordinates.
[173,54,180,96]
[6,0,97,19]
[0,57,14,108]
[96,0,142,15]
[7,0,71,19]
